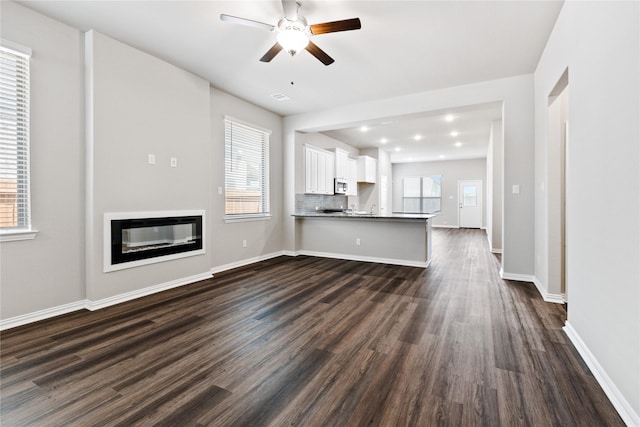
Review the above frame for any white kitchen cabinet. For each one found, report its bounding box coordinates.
[304,145,335,195]
[346,157,358,196]
[357,155,377,183]
[333,148,349,180]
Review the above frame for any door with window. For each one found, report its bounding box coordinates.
[458,180,482,228]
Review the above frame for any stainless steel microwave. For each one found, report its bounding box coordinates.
[334,178,348,194]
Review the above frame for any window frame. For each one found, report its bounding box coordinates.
[0,39,37,242]
[223,116,271,223]
[402,175,442,214]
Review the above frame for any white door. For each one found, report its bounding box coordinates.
[459,180,482,228]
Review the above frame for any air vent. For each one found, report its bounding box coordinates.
[271,93,291,101]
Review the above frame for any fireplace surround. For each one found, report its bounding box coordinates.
[103,210,205,272]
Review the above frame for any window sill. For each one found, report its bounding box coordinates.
[224,215,271,224]
[0,229,39,242]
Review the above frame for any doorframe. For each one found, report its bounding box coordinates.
[457,179,483,229]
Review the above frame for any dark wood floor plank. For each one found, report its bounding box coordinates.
[0,229,624,426]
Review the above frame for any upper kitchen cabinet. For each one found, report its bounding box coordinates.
[357,155,377,183]
[346,157,358,196]
[332,148,349,180]
[304,144,335,195]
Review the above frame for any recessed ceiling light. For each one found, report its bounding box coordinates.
[408,157,414,161]
[450,131,459,137]
[445,114,454,122]
[360,125,369,132]
[439,154,445,159]
[414,134,422,141]
[454,141,462,147]
[380,138,388,144]
[394,147,401,152]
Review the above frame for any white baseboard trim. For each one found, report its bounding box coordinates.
[486,234,502,254]
[500,269,535,283]
[295,250,431,269]
[0,300,88,331]
[499,270,564,304]
[533,277,565,304]
[1,271,214,330]
[210,251,289,274]
[563,322,640,427]
[431,224,459,229]
[85,271,212,311]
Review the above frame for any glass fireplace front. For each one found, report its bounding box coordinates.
[110,215,203,266]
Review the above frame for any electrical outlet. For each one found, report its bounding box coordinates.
[356,238,361,245]
[218,186,223,195]
[242,239,247,248]
[170,157,178,168]
[147,154,156,165]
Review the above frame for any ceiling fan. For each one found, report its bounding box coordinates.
[220,1,361,66]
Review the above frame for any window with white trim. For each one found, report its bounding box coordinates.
[224,118,270,220]
[0,42,31,231]
[403,175,442,213]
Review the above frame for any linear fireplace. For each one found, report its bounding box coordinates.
[104,210,205,272]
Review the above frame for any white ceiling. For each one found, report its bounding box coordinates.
[322,102,502,163]
[18,0,562,161]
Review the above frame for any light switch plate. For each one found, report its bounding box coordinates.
[170,157,178,168]
[512,185,520,194]
[148,154,156,165]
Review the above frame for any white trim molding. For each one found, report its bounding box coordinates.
[431,224,459,229]
[295,250,431,269]
[210,251,289,274]
[563,322,640,427]
[486,232,502,254]
[1,271,212,330]
[0,229,39,242]
[103,210,206,272]
[533,277,565,304]
[499,270,564,304]
[0,300,87,331]
[86,272,212,311]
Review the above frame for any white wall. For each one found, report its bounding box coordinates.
[486,119,503,252]
[284,75,535,278]
[0,3,286,323]
[534,1,640,423]
[85,31,212,301]
[0,2,85,319]
[392,159,487,228]
[209,87,284,270]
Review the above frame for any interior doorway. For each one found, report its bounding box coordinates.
[547,69,569,308]
[458,180,483,228]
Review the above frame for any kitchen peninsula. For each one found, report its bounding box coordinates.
[293,212,435,268]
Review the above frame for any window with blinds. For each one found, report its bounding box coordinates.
[0,43,31,230]
[402,176,442,213]
[224,118,270,219]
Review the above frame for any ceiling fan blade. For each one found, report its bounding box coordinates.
[220,14,275,32]
[260,43,283,62]
[282,0,298,21]
[310,18,361,35]
[305,41,334,66]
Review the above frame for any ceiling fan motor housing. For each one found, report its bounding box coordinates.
[276,16,309,56]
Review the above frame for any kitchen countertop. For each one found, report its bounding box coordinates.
[292,212,436,220]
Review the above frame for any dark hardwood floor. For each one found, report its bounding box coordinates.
[0,229,623,426]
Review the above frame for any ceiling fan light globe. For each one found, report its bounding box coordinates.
[277,28,309,56]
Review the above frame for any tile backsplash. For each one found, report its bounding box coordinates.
[295,194,354,212]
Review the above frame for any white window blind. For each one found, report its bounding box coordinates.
[402,176,442,213]
[224,118,270,219]
[0,43,31,230]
